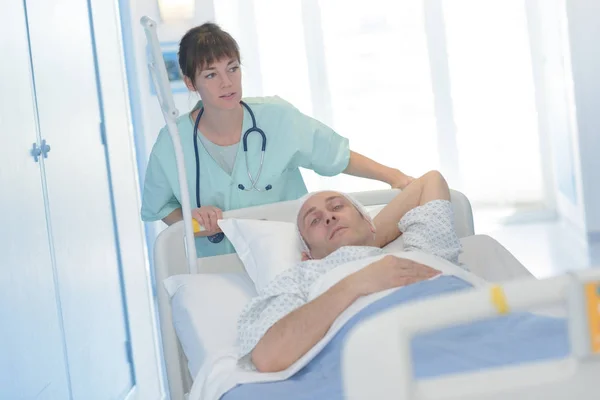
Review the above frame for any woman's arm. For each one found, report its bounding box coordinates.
[287,100,411,187]
[161,208,183,226]
[343,151,413,189]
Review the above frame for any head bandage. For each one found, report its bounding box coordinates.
[295,191,376,256]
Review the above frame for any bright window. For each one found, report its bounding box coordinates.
[443,0,544,206]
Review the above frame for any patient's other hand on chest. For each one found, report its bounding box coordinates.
[349,255,441,297]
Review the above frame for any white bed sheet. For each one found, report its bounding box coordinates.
[188,249,490,400]
[179,234,534,400]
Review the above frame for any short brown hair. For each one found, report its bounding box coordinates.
[178,23,241,83]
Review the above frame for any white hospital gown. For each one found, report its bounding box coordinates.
[236,199,462,366]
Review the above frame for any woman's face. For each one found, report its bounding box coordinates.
[185,57,242,110]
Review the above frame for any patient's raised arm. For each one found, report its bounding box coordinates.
[373,170,451,248]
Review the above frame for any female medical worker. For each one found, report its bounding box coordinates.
[141,23,414,258]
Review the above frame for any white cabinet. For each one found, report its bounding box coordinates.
[0,2,71,399]
[0,1,136,399]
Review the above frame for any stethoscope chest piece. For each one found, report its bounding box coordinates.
[208,232,225,243]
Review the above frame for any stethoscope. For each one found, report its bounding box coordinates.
[193,100,272,243]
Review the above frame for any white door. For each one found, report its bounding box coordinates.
[25,0,134,399]
[0,1,70,399]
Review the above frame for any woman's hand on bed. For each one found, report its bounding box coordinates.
[390,172,415,190]
[350,255,441,296]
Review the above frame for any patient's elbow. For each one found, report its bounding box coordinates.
[251,348,290,373]
[422,169,444,183]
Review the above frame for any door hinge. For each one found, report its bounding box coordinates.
[100,120,107,146]
[125,340,133,364]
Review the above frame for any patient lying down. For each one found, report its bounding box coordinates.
[236,170,464,372]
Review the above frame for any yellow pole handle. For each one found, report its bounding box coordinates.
[191,219,204,233]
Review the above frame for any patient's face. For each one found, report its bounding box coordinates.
[297,191,375,260]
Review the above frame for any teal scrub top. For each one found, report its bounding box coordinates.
[141,96,350,258]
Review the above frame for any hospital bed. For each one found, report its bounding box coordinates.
[154,190,600,400]
[154,190,553,400]
[141,17,600,400]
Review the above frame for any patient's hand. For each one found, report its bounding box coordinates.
[349,255,441,296]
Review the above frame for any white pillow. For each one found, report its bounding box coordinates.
[218,218,304,292]
[163,273,257,378]
[218,207,403,291]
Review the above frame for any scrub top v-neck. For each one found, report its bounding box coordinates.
[141,96,351,258]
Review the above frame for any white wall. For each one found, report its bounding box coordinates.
[526,0,583,230]
[564,0,600,237]
[527,0,600,244]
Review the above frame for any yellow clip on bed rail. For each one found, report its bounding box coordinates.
[490,285,510,315]
[585,282,600,354]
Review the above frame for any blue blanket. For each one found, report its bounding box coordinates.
[222,276,569,399]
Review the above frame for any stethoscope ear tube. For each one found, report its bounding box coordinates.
[192,107,225,243]
[192,101,272,244]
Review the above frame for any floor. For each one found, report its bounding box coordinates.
[473,207,600,279]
